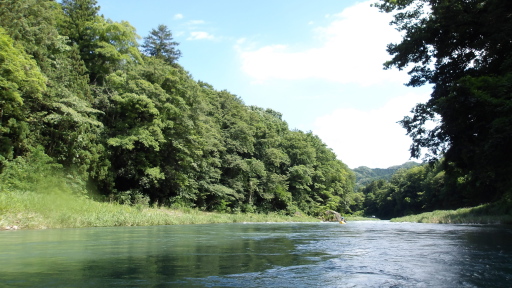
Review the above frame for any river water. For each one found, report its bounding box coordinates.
[1,221,511,287]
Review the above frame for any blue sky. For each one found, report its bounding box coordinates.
[98,0,432,168]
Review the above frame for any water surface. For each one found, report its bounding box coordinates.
[1,221,511,287]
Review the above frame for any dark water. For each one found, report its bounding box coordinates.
[1,221,512,287]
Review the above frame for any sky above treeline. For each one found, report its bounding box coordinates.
[98,0,432,169]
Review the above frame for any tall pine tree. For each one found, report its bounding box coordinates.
[141,25,181,64]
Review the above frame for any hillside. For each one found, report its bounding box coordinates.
[352,161,420,187]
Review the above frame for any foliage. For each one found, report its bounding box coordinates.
[0,146,62,193]
[360,161,452,219]
[374,0,512,204]
[0,0,106,185]
[59,0,101,82]
[0,28,46,164]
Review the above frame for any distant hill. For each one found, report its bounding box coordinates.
[352,161,421,187]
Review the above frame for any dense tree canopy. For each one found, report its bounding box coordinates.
[0,27,46,164]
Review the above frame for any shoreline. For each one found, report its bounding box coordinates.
[6,190,511,230]
[390,203,512,224]
[2,190,356,231]
[6,195,511,230]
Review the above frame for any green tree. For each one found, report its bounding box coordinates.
[0,0,68,71]
[60,0,142,84]
[0,0,107,185]
[98,60,169,202]
[59,0,100,80]
[141,25,181,64]
[375,0,512,204]
[0,28,46,164]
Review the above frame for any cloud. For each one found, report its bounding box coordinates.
[312,92,431,168]
[187,20,205,25]
[187,31,215,40]
[237,0,406,85]
[174,14,184,20]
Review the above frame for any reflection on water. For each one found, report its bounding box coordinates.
[1,221,511,287]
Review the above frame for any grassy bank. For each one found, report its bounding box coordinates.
[390,200,512,224]
[0,191,323,230]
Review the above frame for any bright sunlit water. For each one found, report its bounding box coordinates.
[1,221,512,287]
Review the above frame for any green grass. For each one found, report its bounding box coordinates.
[0,190,320,230]
[390,200,512,224]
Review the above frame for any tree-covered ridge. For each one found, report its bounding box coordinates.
[0,0,354,216]
[353,161,420,187]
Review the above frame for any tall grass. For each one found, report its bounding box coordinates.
[0,190,320,230]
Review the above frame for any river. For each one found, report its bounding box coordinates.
[1,221,511,287]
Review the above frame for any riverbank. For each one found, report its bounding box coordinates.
[390,200,512,224]
[0,191,328,230]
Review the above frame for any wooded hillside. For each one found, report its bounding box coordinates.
[0,0,355,216]
[353,162,420,187]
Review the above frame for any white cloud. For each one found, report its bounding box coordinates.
[313,92,431,168]
[237,0,406,85]
[188,31,215,40]
[187,20,205,25]
[174,13,184,20]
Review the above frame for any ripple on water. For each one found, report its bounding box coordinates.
[1,222,511,287]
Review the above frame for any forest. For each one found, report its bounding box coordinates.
[0,0,355,217]
[1,0,511,221]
